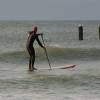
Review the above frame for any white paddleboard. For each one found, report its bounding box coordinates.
[39,64,76,70]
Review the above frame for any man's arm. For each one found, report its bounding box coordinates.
[36,36,45,48]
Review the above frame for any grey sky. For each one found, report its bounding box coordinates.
[0,0,100,20]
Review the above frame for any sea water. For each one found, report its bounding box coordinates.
[0,20,100,100]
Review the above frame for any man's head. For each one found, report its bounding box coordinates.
[32,26,38,33]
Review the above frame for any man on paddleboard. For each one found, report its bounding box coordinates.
[26,26,45,71]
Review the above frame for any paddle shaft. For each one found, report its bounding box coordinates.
[41,35,52,70]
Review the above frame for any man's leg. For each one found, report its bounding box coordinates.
[29,56,32,71]
[31,48,37,70]
[32,55,37,70]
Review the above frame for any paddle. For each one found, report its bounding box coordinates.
[41,34,52,70]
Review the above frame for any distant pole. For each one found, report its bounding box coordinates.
[78,24,83,40]
[99,26,100,39]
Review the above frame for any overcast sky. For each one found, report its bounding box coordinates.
[0,0,100,20]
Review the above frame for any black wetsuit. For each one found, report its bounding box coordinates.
[26,32,44,70]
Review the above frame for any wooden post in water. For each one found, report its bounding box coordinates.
[78,24,83,40]
[99,26,100,39]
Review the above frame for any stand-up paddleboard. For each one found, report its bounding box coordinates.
[39,64,76,70]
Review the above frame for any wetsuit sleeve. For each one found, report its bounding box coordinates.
[36,36,44,48]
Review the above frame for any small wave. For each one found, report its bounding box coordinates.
[0,47,100,63]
